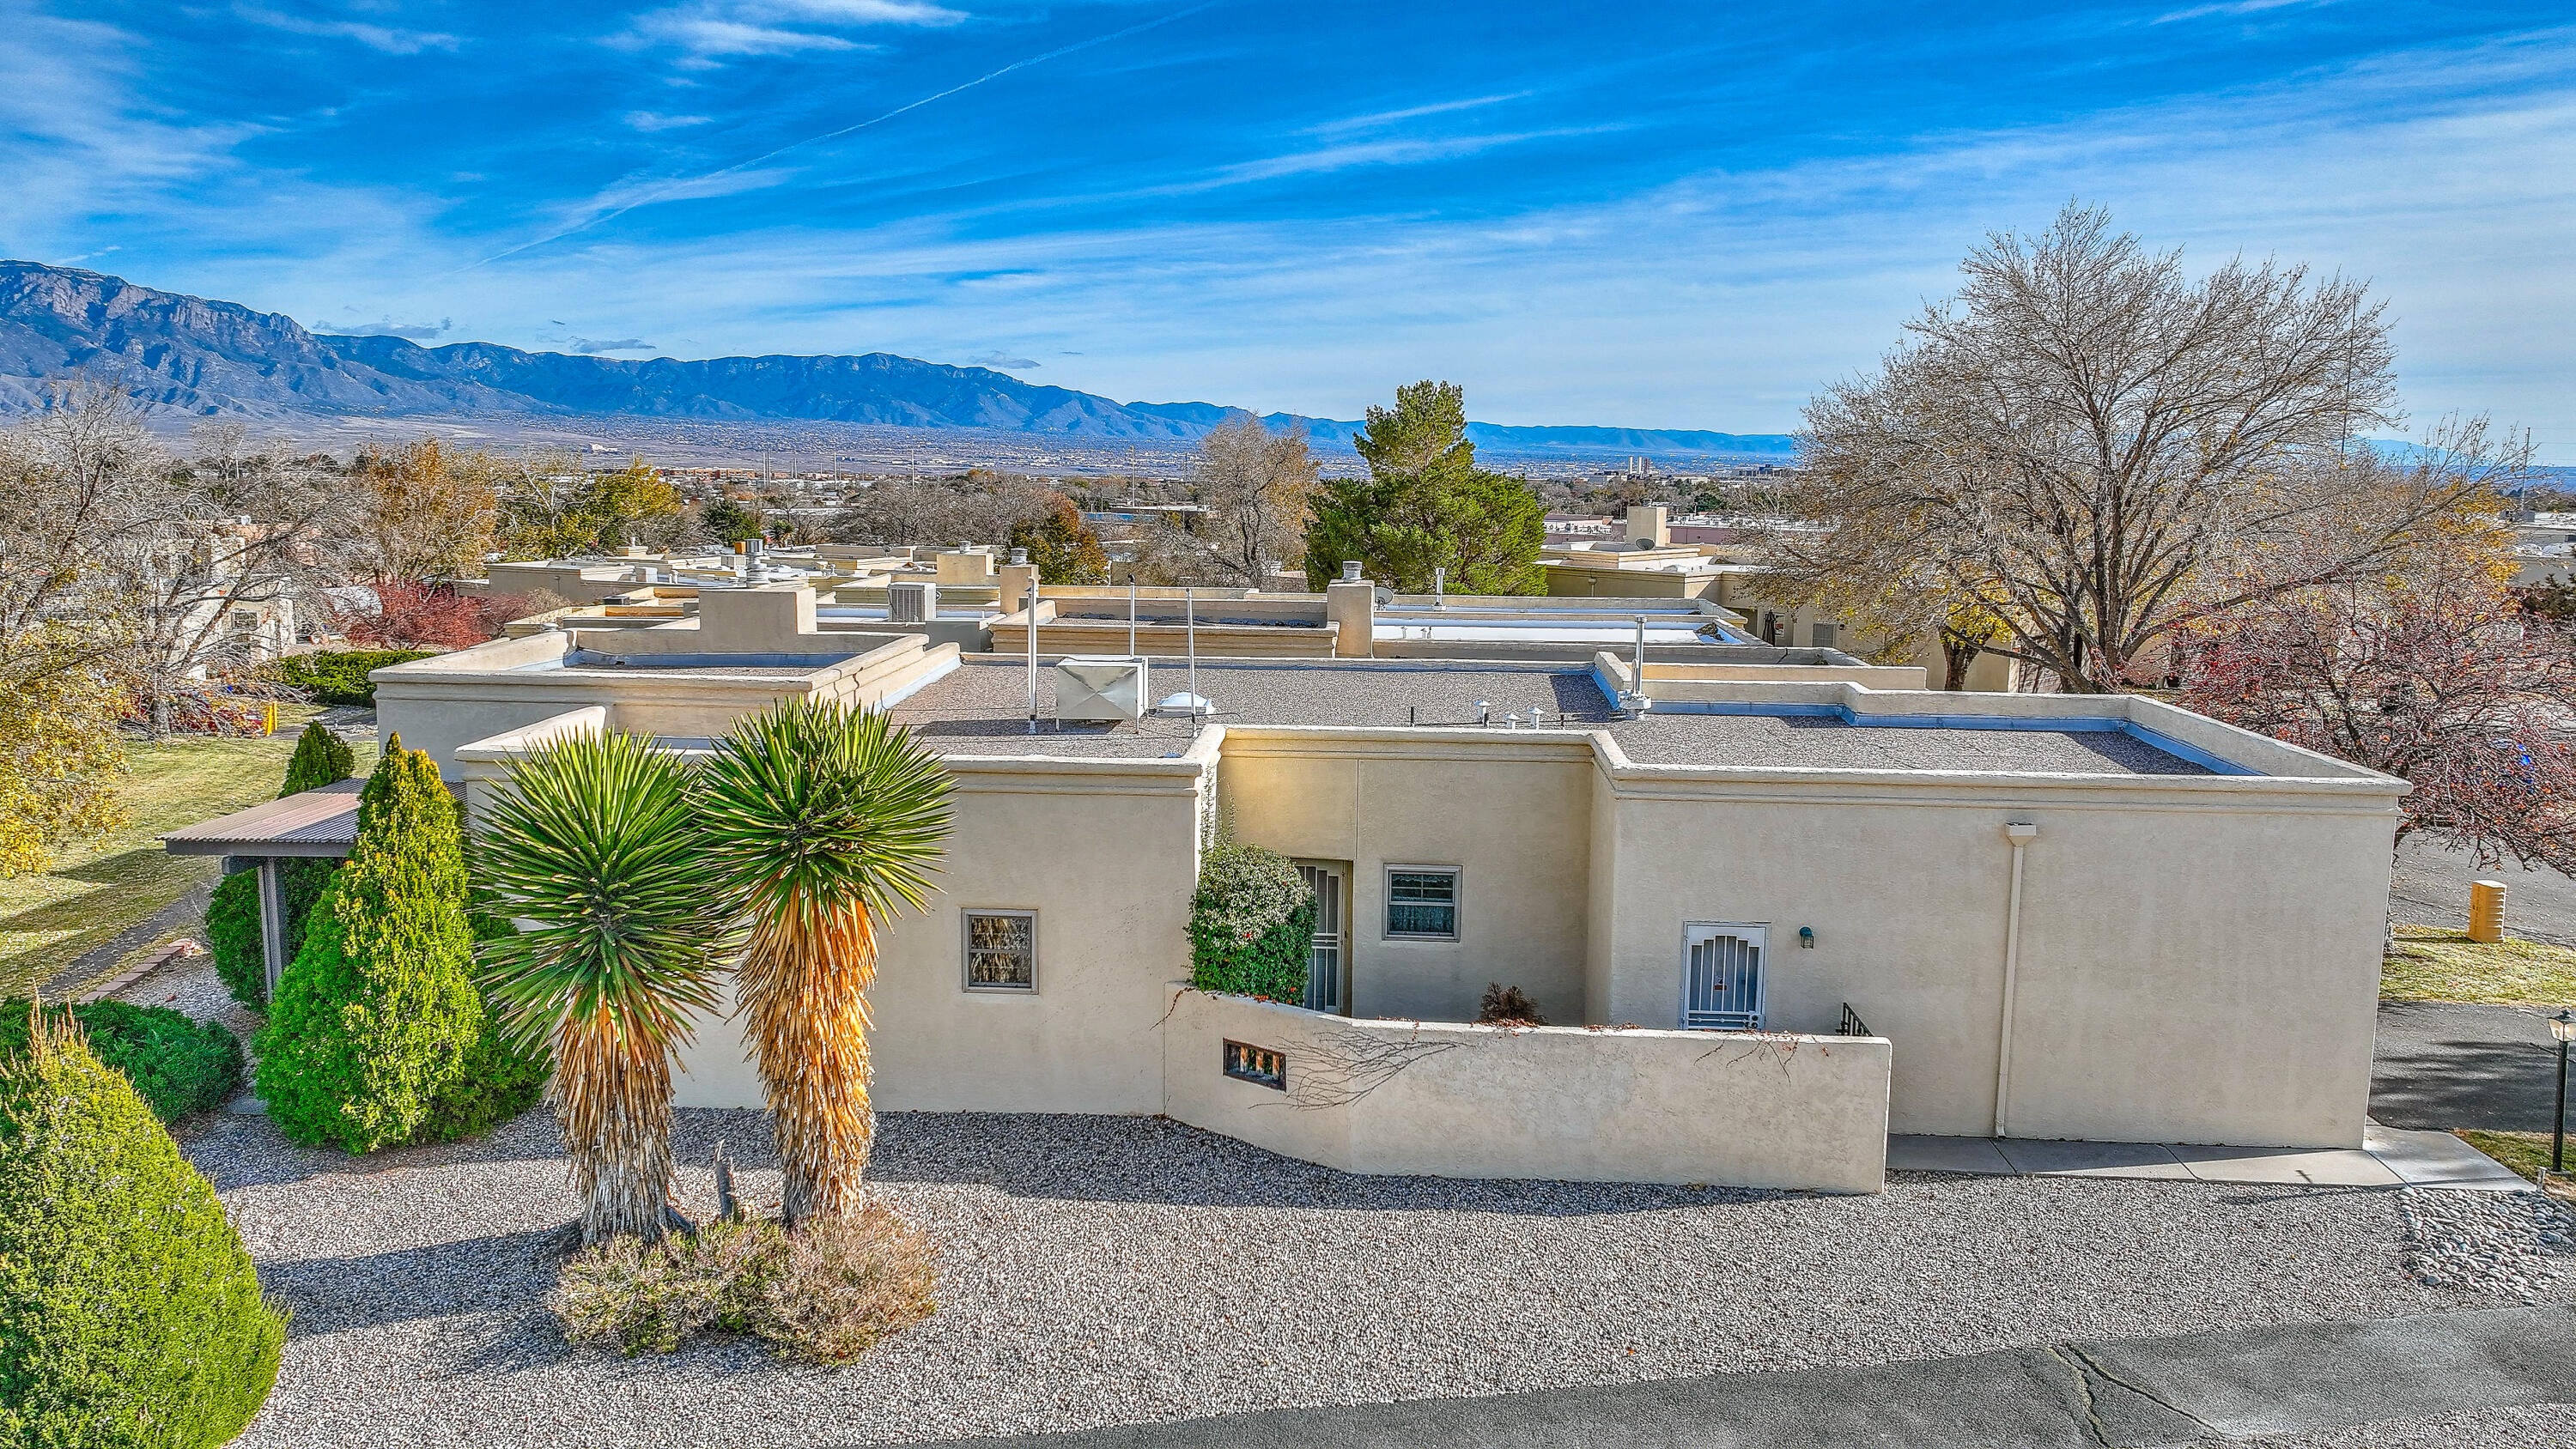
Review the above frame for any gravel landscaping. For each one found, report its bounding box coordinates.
[167,1099,2571,1449]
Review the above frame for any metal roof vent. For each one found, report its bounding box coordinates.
[1056,656,1148,722]
[887,579,937,624]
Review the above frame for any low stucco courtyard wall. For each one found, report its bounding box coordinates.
[1162,990,1892,1193]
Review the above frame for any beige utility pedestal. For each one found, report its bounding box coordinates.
[2470,880,2508,943]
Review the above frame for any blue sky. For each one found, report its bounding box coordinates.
[7,2,2573,454]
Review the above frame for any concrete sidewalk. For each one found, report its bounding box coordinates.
[1886,1123,2530,1191]
[933,1306,2576,1449]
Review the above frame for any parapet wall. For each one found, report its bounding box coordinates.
[1163,989,1891,1192]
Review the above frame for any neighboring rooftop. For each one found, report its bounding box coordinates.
[889,658,2220,776]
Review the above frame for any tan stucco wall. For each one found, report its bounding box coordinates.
[1163,991,1891,1191]
[1588,755,2401,1147]
[1213,731,1596,1026]
[669,754,1207,1114]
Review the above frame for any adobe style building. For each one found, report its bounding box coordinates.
[368,582,2405,1195]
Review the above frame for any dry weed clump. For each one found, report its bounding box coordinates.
[551,1203,935,1361]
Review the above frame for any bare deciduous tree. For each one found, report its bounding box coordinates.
[1192,416,1316,587]
[1772,203,2519,693]
[2,385,343,734]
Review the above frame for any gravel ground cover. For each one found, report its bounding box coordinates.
[175,1098,2575,1449]
[2239,1405,2574,1447]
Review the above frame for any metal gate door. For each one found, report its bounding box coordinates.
[1296,863,1346,1015]
[1683,924,1765,1029]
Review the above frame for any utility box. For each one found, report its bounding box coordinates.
[2470,880,2508,943]
[1054,656,1148,722]
[887,580,938,623]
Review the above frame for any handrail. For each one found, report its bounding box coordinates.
[1838,1002,1874,1039]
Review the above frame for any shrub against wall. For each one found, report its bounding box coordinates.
[1188,844,1316,1001]
[261,649,434,707]
[255,743,488,1152]
[0,1001,242,1123]
[0,1011,283,1446]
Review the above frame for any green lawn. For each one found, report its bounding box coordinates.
[2381,923,2576,1009]
[0,711,376,997]
[2454,1131,2576,1200]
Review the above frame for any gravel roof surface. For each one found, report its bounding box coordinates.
[186,1102,2568,1449]
[888,658,1616,758]
[890,658,2208,774]
[1611,712,2214,775]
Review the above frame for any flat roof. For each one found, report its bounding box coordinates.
[888,658,2217,775]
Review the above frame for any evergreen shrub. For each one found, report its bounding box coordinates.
[0,1001,242,1124]
[261,650,432,707]
[254,743,485,1152]
[0,1010,284,1446]
[1187,844,1316,1001]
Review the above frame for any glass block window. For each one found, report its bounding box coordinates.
[1223,1040,1286,1089]
[963,910,1036,991]
[1385,867,1459,939]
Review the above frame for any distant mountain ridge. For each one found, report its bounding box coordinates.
[0,259,1799,457]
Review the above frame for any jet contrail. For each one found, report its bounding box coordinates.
[464,0,1223,271]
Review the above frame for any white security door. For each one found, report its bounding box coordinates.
[1682,924,1766,1030]
[1295,863,1347,1015]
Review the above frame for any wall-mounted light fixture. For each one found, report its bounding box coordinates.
[1797,926,1815,949]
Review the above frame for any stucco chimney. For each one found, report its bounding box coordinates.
[1627,504,1670,549]
[1325,574,1375,658]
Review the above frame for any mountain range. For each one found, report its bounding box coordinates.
[0,260,1797,458]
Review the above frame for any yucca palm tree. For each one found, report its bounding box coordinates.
[694,697,951,1225]
[474,731,731,1244]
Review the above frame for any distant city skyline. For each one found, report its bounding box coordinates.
[7,2,2573,458]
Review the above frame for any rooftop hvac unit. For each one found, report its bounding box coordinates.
[1054,656,1149,722]
[887,580,938,623]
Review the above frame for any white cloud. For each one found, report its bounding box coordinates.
[624,111,716,131]
[231,4,462,55]
[325,317,453,339]
[621,0,962,64]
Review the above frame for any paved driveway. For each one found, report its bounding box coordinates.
[2393,837,2576,946]
[2372,1000,2570,1132]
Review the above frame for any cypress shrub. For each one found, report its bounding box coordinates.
[0,1009,284,1447]
[255,743,485,1153]
[1187,844,1316,1001]
[0,1002,242,1124]
[279,723,356,796]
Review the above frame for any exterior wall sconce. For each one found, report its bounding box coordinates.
[1797,926,1815,949]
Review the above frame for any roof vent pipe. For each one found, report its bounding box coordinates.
[1433,566,1445,608]
[1341,560,1363,584]
[1128,579,1138,658]
[1185,586,1201,715]
[1024,579,1042,734]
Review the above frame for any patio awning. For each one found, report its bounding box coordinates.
[161,779,364,859]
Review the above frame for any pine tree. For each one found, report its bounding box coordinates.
[0,1008,284,1446]
[254,740,485,1152]
[1302,380,1544,594]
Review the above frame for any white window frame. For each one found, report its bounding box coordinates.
[1382,864,1461,942]
[961,908,1038,993]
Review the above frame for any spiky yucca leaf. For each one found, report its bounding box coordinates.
[693,698,951,1225]
[476,730,729,1243]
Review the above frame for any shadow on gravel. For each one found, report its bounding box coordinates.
[185,1108,568,1191]
[854,1110,1800,1217]
[262,1226,566,1337]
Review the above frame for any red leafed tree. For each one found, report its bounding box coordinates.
[336,581,526,650]
[2180,563,2576,871]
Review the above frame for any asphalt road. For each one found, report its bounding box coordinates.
[930,1307,2576,1449]
[2393,838,2576,946]
[2373,1001,2571,1134]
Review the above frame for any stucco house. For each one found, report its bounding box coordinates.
[352,580,2403,1196]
